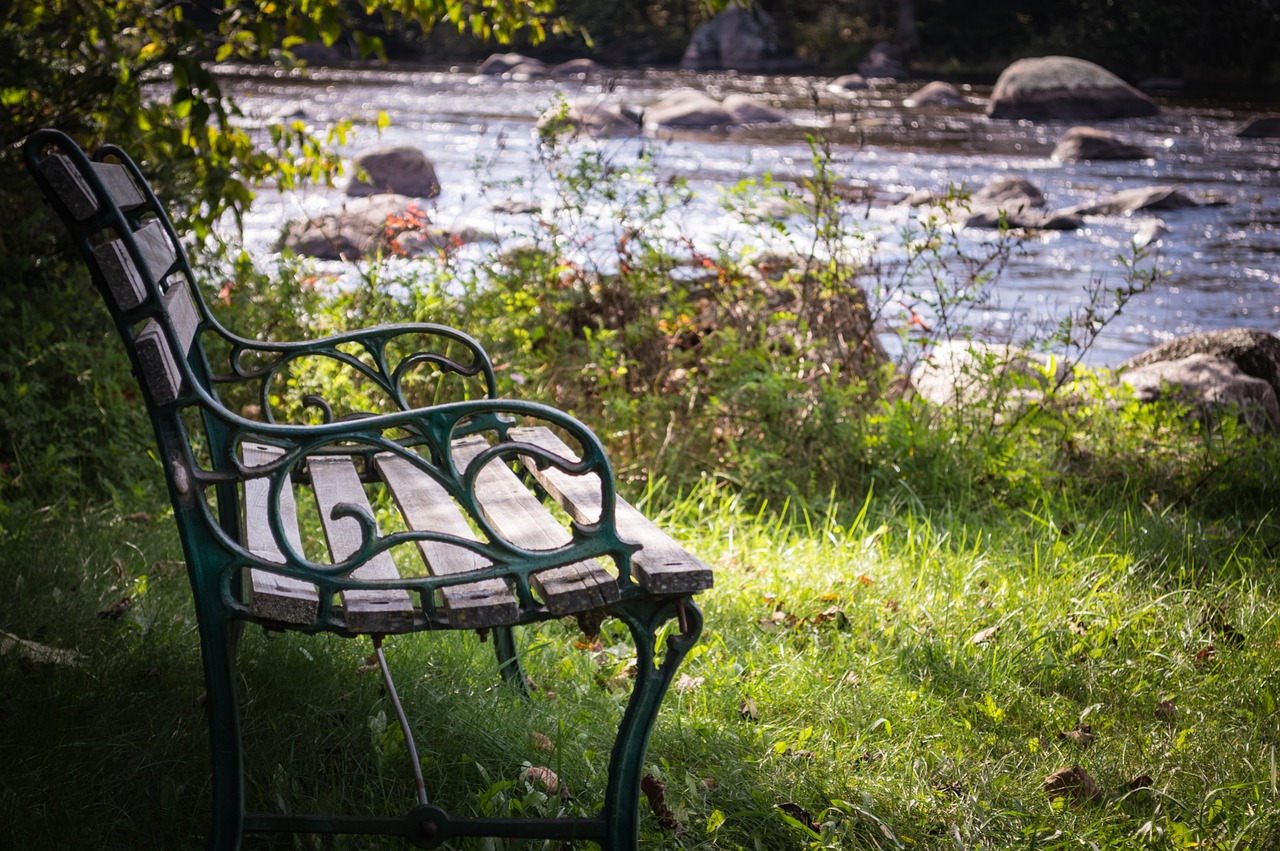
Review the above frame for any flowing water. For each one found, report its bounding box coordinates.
[220,62,1280,366]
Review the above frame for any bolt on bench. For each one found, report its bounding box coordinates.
[24,128,712,850]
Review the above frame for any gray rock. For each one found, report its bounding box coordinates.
[1052,126,1151,161]
[1120,353,1279,431]
[1236,114,1280,138]
[722,94,789,125]
[681,5,780,72]
[538,98,642,138]
[282,194,414,260]
[904,81,963,108]
[644,90,734,129]
[987,56,1159,121]
[1132,219,1169,248]
[477,52,541,76]
[973,177,1046,210]
[963,208,1082,230]
[346,146,440,199]
[505,61,551,81]
[1061,184,1210,217]
[910,341,1067,409]
[551,58,601,79]
[826,74,868,94]
[1123,328,1280,400]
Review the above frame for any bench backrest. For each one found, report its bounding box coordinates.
[24,129,211,410]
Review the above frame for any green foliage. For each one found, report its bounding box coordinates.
[0,0,559,518]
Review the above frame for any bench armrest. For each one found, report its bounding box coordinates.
[209,320,499,422]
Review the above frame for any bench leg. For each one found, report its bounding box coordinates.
[196,612,246,851]
[491,625,531,697]
[602,597,704,850]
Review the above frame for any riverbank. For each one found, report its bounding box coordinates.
[220,60,1280,368]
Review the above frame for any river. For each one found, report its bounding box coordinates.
[218,62,1280,367]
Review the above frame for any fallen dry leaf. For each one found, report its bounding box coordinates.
[1068,619,1088,636]
[970,625,1000,646]
[123,512,152,523]
[1194,645,1217,667]
[641,774,681,831]
[522,765,568,798]
[673,674,704,693]
[776,802,819,833]
[1125,774,1154,790]
[97,596,132,621]
[1044,765,1102,804]
[739,698,759,720]
[1057,722,1096,748]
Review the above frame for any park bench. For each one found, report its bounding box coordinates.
[24,128,712,850]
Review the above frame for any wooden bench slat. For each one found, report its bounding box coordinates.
[451,435,620,615]
[92,160,147,210]
[92,219,177,310]
[38,153,97,220]
[134,280,200,405]
[509,427,714,595]
[374,452,520,628]
[242,443,321,625]
[308,455,417,633]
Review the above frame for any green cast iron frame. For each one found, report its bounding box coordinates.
[24,127,705,850]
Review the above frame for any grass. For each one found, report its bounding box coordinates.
[2,440,1278,850]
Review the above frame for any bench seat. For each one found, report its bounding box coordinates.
[241,427,711,633]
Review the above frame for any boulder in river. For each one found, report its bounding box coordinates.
[551,58,601,79]
[722,94,789,125]
[282,194,413,260]
[1119,353,1279,431]
[911,177,1082,230]
[1123,329,1280,402]
[681,5,781,72]
[1060,184,1216,217]
[826,74,868,94]
[963,177,1081,229]
[538,98,642,139]
[477,53,544,77]
[911,341,1067,410]
[972,176,1046,210]
[987,56,1160,121]
[345,145,440,199]
[644,90,734,129]
[903,81,964,108]
[1236,114,1280,138]
[1052,126,1151,161]
[282,195,487,261]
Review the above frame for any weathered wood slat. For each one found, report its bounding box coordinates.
[451,435,620,615]
[38,152,149,219]
[241,443,320,625]
[92,160,147,210]
[308,455,417,633]
[92,219,176,310]
[374,452,520,628]
[37,153,97,220]
[134,280,201,405]
[509,427,714,595]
